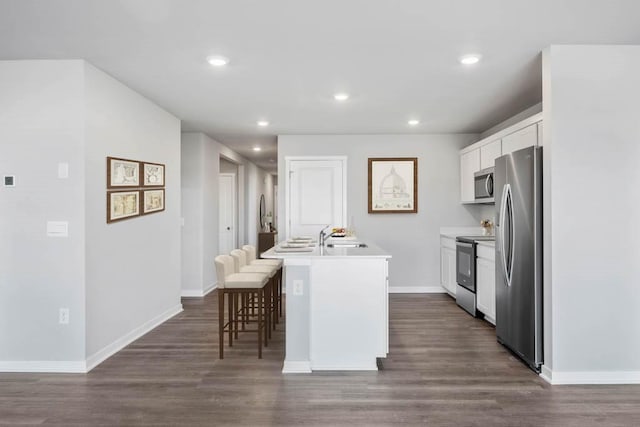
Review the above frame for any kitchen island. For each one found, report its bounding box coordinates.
[262,240,391,373]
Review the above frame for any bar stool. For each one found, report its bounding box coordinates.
[242,245,284,318]
[230,249,278,334]
[214,255,270,359]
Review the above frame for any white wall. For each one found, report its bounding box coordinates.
[180,132,271,296]
[0,60,86,367]
[542,45,640,383]
[0,60,182,372]
[278,134,480,290]
[180,134,205,296]
[84,62,182,364]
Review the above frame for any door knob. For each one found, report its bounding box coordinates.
[226,227,231,230]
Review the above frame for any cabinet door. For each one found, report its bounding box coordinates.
[460,149,480,203]
[440,238,457,295]
[502,123,538,156]
[476,257,496,324]
[444,247,457,295]
[440,246,450,291]
[480,139,501,170]
[445,248,457,296]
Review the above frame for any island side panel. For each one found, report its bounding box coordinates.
[282,261,312,373]
[310,258,388,370]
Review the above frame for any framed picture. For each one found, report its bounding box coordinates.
[368,157,418,213]
[142,189,165,214]
[142,162,165,187]
[107,157,141,188]
[107,190,141,223]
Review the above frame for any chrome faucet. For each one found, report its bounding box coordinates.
[319,225,332,247]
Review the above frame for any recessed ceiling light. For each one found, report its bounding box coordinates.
[207,56,229,67]
[253,146,262,152]
[257,120,269,127]
[334,93,349,102]
[408,119,420,126]
[460,55,481,65]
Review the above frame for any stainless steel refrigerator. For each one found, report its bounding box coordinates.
[495,146,543,372]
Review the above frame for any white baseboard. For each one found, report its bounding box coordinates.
[311,363,378,371]
[540,365,640,384]
[282,360,312,373]
[85,303,183,372]
[0,360,87,373]
[181,282,217,298]
[203,282,217,296]
[389,286,446,294]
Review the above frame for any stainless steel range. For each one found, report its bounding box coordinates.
[455,235,495,316]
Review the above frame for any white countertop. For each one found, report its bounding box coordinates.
[477,240,496,247]
[440,226,486,239]
[262,239,391,259]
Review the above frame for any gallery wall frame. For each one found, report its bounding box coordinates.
[368,157,418,214]
[142,162,165,187]
[142,189,165,215]
[107,190,141,223]
[107,157,141,189]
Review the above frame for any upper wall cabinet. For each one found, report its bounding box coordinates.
[501,123,538,156]
[460,149,480,203]
[480,139,501,170]
[460,112,542,204]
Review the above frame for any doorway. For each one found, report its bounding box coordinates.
[285,156,347,238]
[219,173,237,254]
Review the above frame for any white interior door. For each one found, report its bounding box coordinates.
[286,157,346,239]
[219,173,237,254]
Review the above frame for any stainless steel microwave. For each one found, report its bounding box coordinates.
[474,167,494,203]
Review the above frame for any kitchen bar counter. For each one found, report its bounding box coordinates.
[261,240,390,259]
[262,239,391,373]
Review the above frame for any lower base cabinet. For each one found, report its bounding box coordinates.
[476,244,496,324]
[440,237,457,296]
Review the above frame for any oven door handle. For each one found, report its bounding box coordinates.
[456,242,473,248]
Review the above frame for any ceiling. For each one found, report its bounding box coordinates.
[2,1,640,173]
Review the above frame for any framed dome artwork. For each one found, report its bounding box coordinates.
[368,157,418,213]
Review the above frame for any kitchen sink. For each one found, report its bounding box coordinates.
[326,243,368,248]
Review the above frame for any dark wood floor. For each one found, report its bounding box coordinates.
[1,293,639,426]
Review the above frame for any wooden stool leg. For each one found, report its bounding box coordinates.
[241,293,247,331]
[258,289,263,359]
[263,288,269,347]
[218,289,224,359]
[278,269,283,317]
[228,290,233,347]
[272,277,277,329]
[234,293,239,339]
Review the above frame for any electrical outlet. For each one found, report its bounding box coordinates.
[293,280,303,296]
[59,308,69,325]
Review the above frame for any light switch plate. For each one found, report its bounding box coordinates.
[47,221,69,237]
[293,280,303,296]
[58,163,69,179]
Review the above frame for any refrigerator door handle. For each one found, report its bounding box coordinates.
[507,185,515,287]
[500,184,513,287]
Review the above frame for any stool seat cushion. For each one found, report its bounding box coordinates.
[225,272,268,289]
[240,265,276,277]
[251,259,282,268]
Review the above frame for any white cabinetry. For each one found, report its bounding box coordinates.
[460,149,480,203]
[440,237,457,296]
[476,244,496,325]
[502,123,538,155]
[480,139,501,170]
[459,113,542,204]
